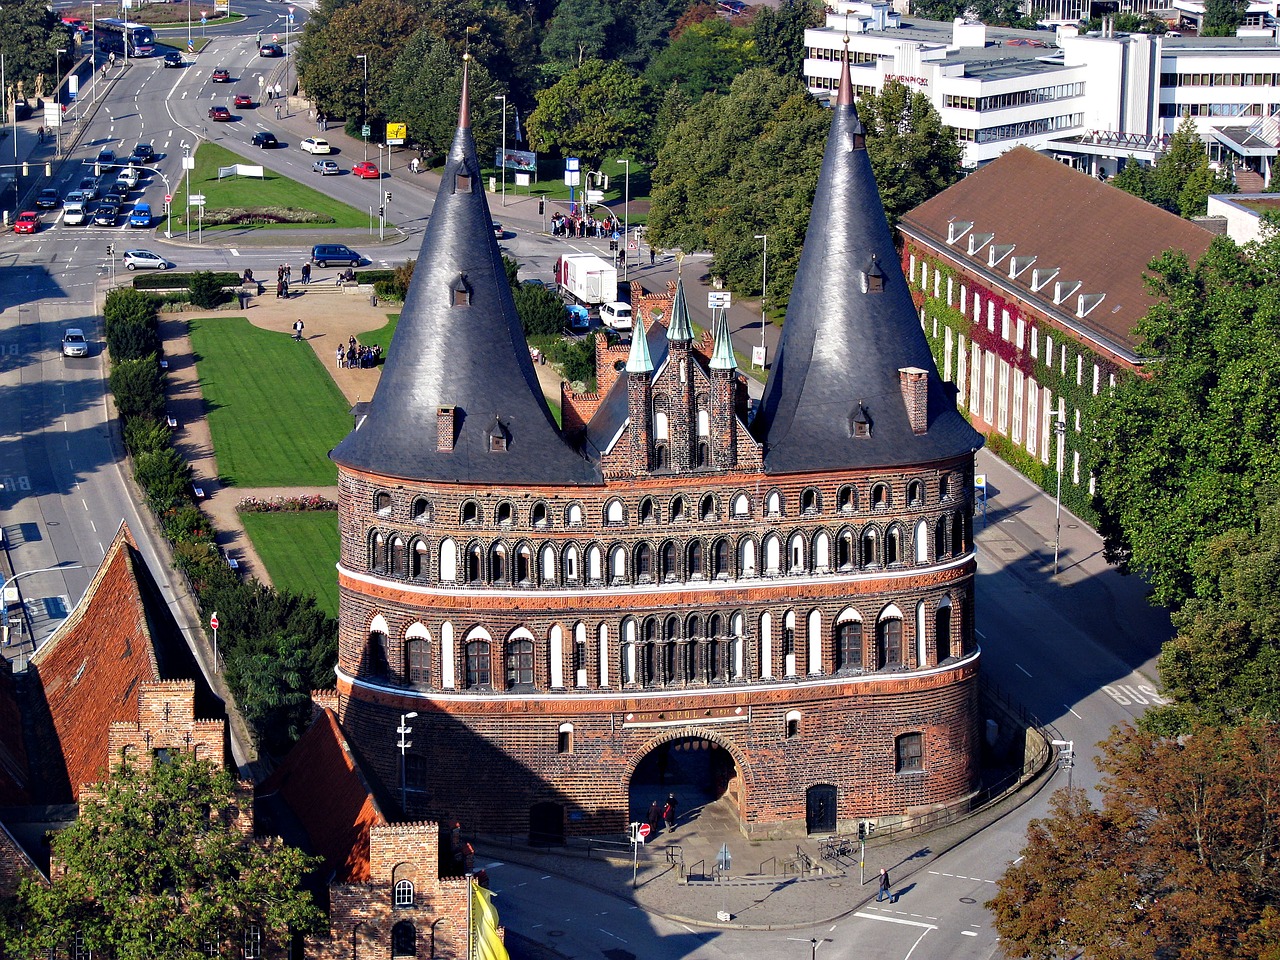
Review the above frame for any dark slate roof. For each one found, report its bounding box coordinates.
[331,90,600,486]
[751,54,982,473]
[582,321,670,462]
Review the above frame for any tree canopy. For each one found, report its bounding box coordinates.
[1202,0,1248,36]
[7,752,322,959]
[1087,229,1280,608]
[855,81,964,228]
[753,0,824,78]
[525,59,651,171]
[1112,118,1235,217]
[540,0,686,72]
[644,16,758,101]
[988,720,1280,960]
[0,0,71,95]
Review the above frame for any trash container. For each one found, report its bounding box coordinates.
[239,290,249,309]
[370,294,378,306]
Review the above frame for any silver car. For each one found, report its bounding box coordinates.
[123,249,168,271]
[62,329,89,358]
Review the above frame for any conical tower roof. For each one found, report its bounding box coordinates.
[668,276,694,342]
[332,70,598,486]
[751,49,981,472]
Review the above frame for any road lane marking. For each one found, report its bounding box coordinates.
[855,912,937,929]
[961,931,977,937]
[1065,703,1082,718]
[89,521,96,533]
[598,928,627,943]
[975,629,986,639]
[1015,663,1032,677]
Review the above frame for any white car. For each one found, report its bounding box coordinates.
[62,329,89,358]
[63,201,88,226]
[116,166,141,188]
[600,301,633,331]
[300,137,331,155]
[123,249,169,271]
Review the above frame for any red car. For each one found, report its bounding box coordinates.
[234,93,254,108]
[208,105,232,121]
[211,68,231,82]
[13,211,39,234]
[352,161,381,180]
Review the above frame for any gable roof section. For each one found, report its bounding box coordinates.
[751,49,981,473]
[330,74,599,487]
[259,708,387,884]
[898,147,1215,363]
[26,523,220,803]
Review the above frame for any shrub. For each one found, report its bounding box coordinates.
[133,448,190,514]
[123,416,171,457]
[550,334,597,389]
[133,272,240,290]
[104,288,161,362]
[109,355,165,420]
[514,283,567,338]
[188,271,226,309]
[162,505,214,544]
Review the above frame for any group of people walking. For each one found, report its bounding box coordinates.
[551,212,620,239]
[337,336,382,369]
[645,793,680,836]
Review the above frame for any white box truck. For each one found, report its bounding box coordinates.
[555,254,617,307]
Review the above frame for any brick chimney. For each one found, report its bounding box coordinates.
[899,367,929,435]
[437,406,456,451]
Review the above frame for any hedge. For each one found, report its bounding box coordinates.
[133,271,241,290]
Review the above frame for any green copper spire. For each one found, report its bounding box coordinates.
[710,309,736,370]
[626,312,653,373]
[668,276,694,343]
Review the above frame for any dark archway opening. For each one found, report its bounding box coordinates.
[629,736,740,834]
[806,783,837,834]
[529,801,565,847]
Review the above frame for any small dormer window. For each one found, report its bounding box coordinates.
[488,418,509,453]
[862,255,885,294]
[452,274,472,307]
[455,173,472,193]
[850,401,872,439]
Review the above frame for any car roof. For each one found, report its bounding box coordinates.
[65,328,85,336]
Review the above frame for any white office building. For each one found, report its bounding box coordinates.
[804,10,1280,182]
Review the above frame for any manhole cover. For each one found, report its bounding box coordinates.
[547,930,565,937]
[828,881,843,888]
[960,897,977,904]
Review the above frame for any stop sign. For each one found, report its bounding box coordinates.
[210,613,219,630]
[165,194,173,203]
[637,823,651,840]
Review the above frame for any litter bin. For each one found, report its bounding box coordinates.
[239,290,250,309]
[370,294,378,306]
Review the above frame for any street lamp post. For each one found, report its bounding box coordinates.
[187,0,192,54]
[1053,404,1067,575]
[493,94,507,206]
[182,141,191,241]
[616,158,630,281]
[754,233,768,364]
[286,7,295,100]
[55,48,66,155]
[397,711,418,814]
[356,54,367,162]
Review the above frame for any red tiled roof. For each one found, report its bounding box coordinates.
[898,147,1215,361]
[260,709,386,883]
[28,524,163,800]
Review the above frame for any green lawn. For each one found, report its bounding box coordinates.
[357,314,399,355]
[436,156,651,225]
[171,142,370,230]
[189,316,352,486]
[240,511,340,618]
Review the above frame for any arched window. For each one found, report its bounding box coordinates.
[587,544,603,581]
[783,611,797,677]
[935,517,948,558]
[700,494,717,520]
[563,545,580,581]
[802,488,819,514]
[531,501,548,527]
[876,619,902,670]
[394,879,415,908]
[871,483,889,510]
[465,640,491,688]
[712,539,730,578]
[558,722,574,754]
[606,499,625,524]
[838,485,857,513]
[687,541,704,578]
[516,544,532,584]
[391,921,416,957]
[610,544,627,582]
[837,529,855,570]
[835,618,862,672]
[635,543,653,579]
[696,441,709,467]
[439,538,457,582]
[661,540,679,580]
[367,631,388,678]
[785,710,801,739]
[861,528,880,566]
[952,510,966,554]
[461,499,480,524]
[885,526,901,565]
[655,444,669,470]
[375,491,392,515]
[907,480,924,506]
[940,473,952,499]
[739,538,757,576]
[935,601,953,663]
[915,520,930,563]
[496,501,514,525]
[788,533,806,573]
[764,534,781,574]
[896,732,924,772]
[566,503,584,525]
[411,541,428,579]
[506,638,534,689]
[390,537,406,577]
[489,543,507,583]
[540,544,556,584]
[371,532,385,573]
[732,493,750,518]
[766,490,782,516]
[640,497,656,523]
[466,544,483,583]
[671,496,687,521]
[412,498,430,522]
[654,407,670,440]
[573,630,588,687]
[406,639,429,684]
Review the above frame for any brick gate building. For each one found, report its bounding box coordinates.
[331,55,985,840]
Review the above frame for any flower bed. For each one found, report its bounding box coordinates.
[237,494,337,513]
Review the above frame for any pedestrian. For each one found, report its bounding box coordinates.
[277,264,285,283]
[266,87,273,101]
[284,263,292,282]
[410,157,419,175]
[317,113,324,131]
[647,799,661,833]
[336,346,344,369]
[301,263,311,285]
[878,868,891,902]
[650,246,656,267]
[274,82,282,101]
[275,104,281,120]
[281,279,290,299]
[663,792,678,831]
[275,279,283,299]
[308,108,314,121]
[293,318,304,341]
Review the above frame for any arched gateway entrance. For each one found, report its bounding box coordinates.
[628,734,745,833]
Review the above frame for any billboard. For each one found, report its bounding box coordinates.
[495,148,536,173]
[386,122,407,145]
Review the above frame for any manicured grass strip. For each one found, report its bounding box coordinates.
[189,316,351,486]
[354,314,399,355]
[240,511,339,618]
[171,142,370,230]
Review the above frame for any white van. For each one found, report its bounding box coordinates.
[63,201,87,226]
[600,301,632,332]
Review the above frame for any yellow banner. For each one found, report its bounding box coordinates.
[386,122,407,143]
[470,879,509,960]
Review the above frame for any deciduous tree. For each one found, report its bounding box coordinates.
[989,720,1280,960]
[11,752,322,959]
[1202,0,1248,36]
[644,16,758,101]
[753,0,823,78]
[0,0,71,94]
[526,59,651,170]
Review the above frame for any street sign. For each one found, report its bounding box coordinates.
[386,121,407,145]
[210,613,219,630]
[165,194,173,203]
[183,156,196,170]
[628,241,638,250]
[637,822,651,842]
[272,33,279,41]
[708,292,732,309]
[189,194,206,203]
[975,474,987,489]
[585,189,603,204]
[361,124,371,139]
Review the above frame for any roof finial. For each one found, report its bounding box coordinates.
[837,33,853,107]
[458,45,472,129]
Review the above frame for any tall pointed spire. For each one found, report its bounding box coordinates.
[626,312,653,373]
[710,310,736,370]
[458,53,471,128]
[750,35,980,473]
[667,277,694,343]
[332,57,596,486]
